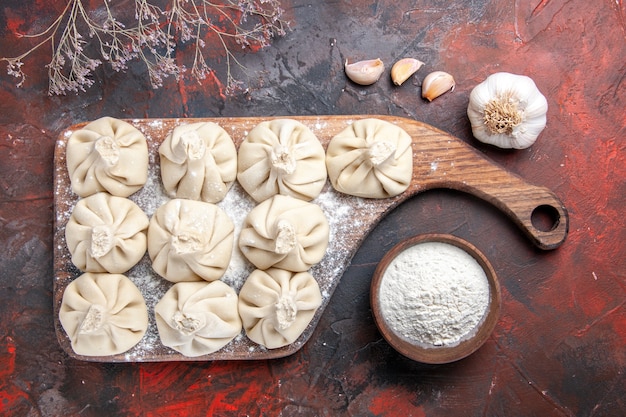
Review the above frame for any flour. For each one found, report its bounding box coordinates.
[378,241,490,348]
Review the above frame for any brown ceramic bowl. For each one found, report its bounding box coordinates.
[370,234,501,364]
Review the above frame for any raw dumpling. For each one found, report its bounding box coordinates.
[58,272,148,356]
[326,118,413,198]
[154,280,242,357]
[239,195,329,272]
[148,199,234,282]
[238,268,322,349]
[159,122,237,203]
[237,119,327,202]
[66,117,149,197]
[65,193,149,273]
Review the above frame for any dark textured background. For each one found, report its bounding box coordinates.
[1,0,625,415]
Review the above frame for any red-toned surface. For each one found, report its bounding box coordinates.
[1,0,624,415]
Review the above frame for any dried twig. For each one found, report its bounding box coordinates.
[1,0,288,95]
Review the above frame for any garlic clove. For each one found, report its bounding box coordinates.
[345,58,385,86]
[421,71,455,101]
[391,58,425,86]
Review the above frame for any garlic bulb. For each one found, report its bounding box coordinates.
[467,72,548,149]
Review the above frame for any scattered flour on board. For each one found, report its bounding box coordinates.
[122,156,362,357]
[312,185,379,297]
[217,181,256,289]
[57,119,385,359]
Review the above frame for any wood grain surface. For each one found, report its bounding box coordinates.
[53,115,568,362]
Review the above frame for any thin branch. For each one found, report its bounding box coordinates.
[0,0,288,95]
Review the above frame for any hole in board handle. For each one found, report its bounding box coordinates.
[531,204,561,232]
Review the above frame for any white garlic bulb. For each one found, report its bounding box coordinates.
[467,72,548,149]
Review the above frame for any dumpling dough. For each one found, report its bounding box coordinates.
[237,119,327,202]
[159,122,237,203]
[239,195,329,272]
[326,118,413,198]
[238,268,322,349]
[66,117,149,197]
[58,272,148,356]
[65,193,149,273]
[154,280,242,357]
[148,199,234,282]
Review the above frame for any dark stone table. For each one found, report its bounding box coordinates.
[1,1,624,415]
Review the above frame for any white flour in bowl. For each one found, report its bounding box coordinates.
[378,241,490,348]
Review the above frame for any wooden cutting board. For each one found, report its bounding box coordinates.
[53,115,569,362]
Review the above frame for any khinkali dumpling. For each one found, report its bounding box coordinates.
[239,195,329,272]
[238,268,322,349]
[65,193,149,273]
[326,118,413,198]
[237,119,327,202]
[66,117,149,197]
[148,199,234,282]
[58,272,148,356]
[159,122,237,203]
[154,281,242,357]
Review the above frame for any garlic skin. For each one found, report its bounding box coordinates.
[421,71,455,101]
[345,59,385,86]
[467,72,548,149]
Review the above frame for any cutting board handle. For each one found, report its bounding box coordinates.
[399,118,569,250]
